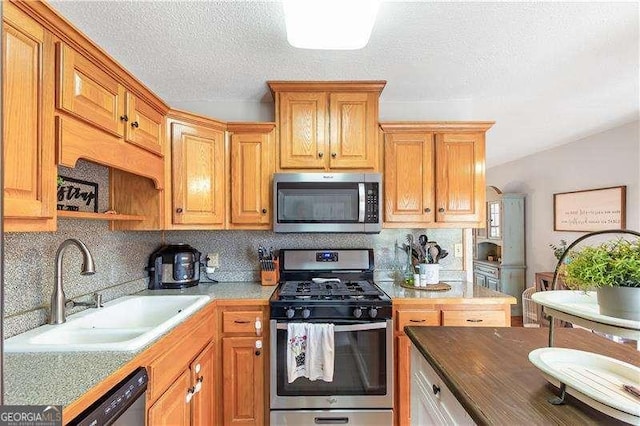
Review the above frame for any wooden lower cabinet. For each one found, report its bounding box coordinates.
[222,337,264,425]
[394,301,511,426]
[148,370,191,426]
[192,343,216,426]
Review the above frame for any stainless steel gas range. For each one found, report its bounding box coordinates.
[269,248,393,426]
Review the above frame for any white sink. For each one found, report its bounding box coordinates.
[4,295,210,352]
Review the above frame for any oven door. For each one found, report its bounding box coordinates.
[270,319,393,410]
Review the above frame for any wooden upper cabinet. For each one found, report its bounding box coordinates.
[171,121,225,226]
[2,3,56,230]
[435,132,485,223]
[380,122,493,227]
[57,42,125,136]
[329,92,378,169]
[384,132,435,223]
[228,123,275,228]
[124,92,163,156]
[278,91,326,169]
[269,81,385,171]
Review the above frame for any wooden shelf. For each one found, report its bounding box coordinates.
[57,210,145,221]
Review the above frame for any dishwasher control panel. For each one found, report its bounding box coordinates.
[69,367,148,426]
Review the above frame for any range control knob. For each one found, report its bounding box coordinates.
[302,308,311,319]
[353,307,363,319]
[369,307,378,318]
[286,308,295,319]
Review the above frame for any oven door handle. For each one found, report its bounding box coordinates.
[276,322,387,332]
[358,183,365,223]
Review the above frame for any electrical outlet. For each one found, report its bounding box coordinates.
[207,253,220,268]
[454,244,463,258]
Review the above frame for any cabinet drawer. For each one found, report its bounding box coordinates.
[473,264,499,278]
[397,310,440,332]
[442,310,507,327]
[223,310,263,334]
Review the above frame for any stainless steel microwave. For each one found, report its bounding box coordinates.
[273,172,382,233]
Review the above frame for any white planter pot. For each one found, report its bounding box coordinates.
[596,286,640,321]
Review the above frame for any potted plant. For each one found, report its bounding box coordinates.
[561,237,640,321]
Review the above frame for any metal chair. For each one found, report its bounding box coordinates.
[522,286,540,327]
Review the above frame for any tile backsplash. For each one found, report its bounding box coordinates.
[3,162,465,337]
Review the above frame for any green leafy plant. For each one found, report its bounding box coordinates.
[549,239,568,260]
[563,239,640,290]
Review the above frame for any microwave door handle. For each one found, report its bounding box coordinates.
[358,183,365,223]
[276,322,387,332]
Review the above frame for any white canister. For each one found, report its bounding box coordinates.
[418,263,440,285]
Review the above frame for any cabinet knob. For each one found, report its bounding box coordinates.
[318,152,324,158]
[131,121,139,128]
[331,152,337,158]
[424,208,431,213]
[438,208,445,213]
[120,115,128,122]
[262,208,267,214]
[432,384,440,395]
[176,208,183,213]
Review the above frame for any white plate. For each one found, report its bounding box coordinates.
[529,347,640,424]
[532,290,640,330]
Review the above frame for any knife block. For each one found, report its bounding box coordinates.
[260,259,279,286]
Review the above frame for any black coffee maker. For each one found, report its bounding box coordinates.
[147,244,201,289]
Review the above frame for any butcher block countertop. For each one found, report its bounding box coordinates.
[405,326,640,425]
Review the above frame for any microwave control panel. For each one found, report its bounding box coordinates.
[365,183,379,223]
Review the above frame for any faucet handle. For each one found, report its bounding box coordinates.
[93,293,103,308]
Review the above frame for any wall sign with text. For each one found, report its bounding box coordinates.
[57,176,99,213]
[553,186,626,232]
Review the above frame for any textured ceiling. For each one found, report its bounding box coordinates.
[49,1,639,167]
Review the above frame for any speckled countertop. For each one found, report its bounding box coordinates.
[377,280,517,302]
[3,281,276,409]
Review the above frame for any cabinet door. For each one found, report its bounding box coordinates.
[397,334,412,426]
[328,92,378,169]
[435,132,485,223]
[148,369,191,426]
[171,122,225,226]
[278,92,326,169]
[230,132,272,226]
[124,92,163,156]
[486,277,499,292]
[384,132,435,223]
[57,43,125,136]
[2,4,56,227]
[474,272,487,287]
[191,342,215,426]
[222,337,264,426]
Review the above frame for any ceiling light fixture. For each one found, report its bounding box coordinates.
[283,0,380,50]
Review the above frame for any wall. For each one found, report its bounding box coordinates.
[4,164,465,338]
[486,120,639,288]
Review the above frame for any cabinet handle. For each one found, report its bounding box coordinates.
[424,208,431,213]
[185,387,195,403]
[262,208,267,214]
[131,121,139,128]
[409,319,426,323]
[432,384,440,395]
[234,320,250,324]
[176,208,183,213]
[318,152,324,158]
[120,114,129,122]
[466,319,483,323]
[331,152,337,158]
[438,208,445,213]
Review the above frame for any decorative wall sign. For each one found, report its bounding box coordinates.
[554,186,626,232]
[56,176,99,213]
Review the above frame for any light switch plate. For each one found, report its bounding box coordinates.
[454,244,463,258]
[207,253,220,268]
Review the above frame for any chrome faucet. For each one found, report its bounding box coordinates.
[50,238,96,324]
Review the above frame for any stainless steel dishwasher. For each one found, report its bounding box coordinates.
[69,367,148,426]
